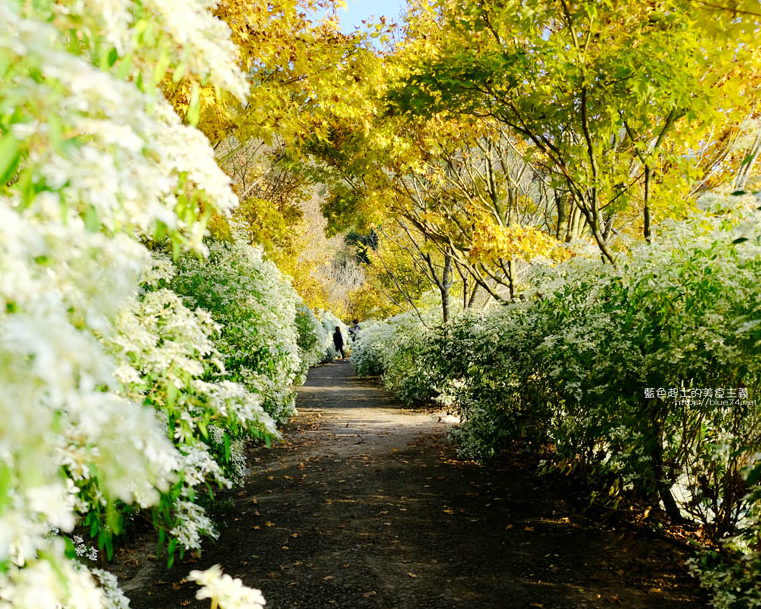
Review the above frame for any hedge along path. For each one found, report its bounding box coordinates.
[121,360,707,609]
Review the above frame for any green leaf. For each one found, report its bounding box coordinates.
[186,83,201,127]
[0,131,20,184]
[167,382,178,408]
[167,538,177,569]
[153,220,168,242]
[107,47,119,67]
[84,204,100,232]
[0,464,10,512]
[63,536,76,560]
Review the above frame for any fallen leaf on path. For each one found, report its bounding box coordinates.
[265,521,275,527]
[342,563,350,568]
[290,533,299,538]
[524,526,534,531]
[408,572,418,578]
[323,575,334,581]
[529,604,543,608]
[362,591,376,598]
[281,546,289,550]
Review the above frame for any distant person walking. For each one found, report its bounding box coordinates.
[349,319,360,340]
[333,326,346,359]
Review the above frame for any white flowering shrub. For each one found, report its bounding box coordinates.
[351,309,443,404]
[296,303,329,373]
[102,256,279,562]
[0,0,267,605]
[351,320,391,376]
[172,239,304,422]
[363,202,761,607]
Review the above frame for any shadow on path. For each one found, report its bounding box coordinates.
[120,360,707,609]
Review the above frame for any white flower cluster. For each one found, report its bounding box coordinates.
[189,565,266,609]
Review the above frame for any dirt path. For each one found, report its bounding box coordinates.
[117,361,707,609]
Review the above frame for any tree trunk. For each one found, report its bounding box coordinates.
[643,165,651,243]
[507,259,516,300]
[439,254,452,323]
[556,191,568,240]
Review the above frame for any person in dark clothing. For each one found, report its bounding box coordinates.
[333,326,345,359]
